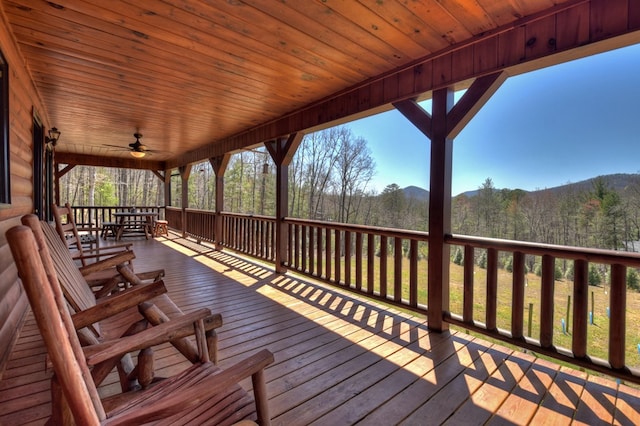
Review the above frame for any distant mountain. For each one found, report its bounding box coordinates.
[402,185,429,201]
[392,174,639,202]
[454,173,640,198]
[541,173,639,195]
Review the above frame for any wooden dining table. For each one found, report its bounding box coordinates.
[113,211,158,240]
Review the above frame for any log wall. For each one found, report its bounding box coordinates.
[0,3,50,374]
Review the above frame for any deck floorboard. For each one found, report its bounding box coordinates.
[1,234,639,425]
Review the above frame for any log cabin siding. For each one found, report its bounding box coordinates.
[0,3,49,374]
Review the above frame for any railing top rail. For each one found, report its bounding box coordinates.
[284,216,429,240]
[184,207,217,214]
[219,211,276,221]
[448,233,640,266]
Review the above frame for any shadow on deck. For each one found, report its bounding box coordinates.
[1,233,640,425]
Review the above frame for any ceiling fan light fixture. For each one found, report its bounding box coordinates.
[130,150,145,158]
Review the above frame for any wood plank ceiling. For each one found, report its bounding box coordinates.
[2,0,568,167]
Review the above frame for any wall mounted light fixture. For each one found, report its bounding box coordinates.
[45,127,61,147]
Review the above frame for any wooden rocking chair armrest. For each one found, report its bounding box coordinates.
[80,243,134,257]
[78,251,136,276]
[115,264,165,287]
[93,268,165,299]
[83,308,214,365]
[133,269,165,281]
[103,349,275,426]
[71,281,167,330]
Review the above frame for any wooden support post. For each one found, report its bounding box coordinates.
[162,170,171,210]
[54,162,75,206]
[265,132,304,274]
[210,154,231,250]
[179,165,191,238]
[393,71,505,332]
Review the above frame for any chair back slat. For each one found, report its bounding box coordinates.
[7,225,105,424]
[52,202,95,266]
[21,215,99,332]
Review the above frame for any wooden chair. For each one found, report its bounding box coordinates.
[153,219,169,237]
[7,224,274,425]
[52,203,132,267]
[22,214,222,385]
[50,204,163,290]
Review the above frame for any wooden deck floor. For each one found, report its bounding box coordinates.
[2,234,640,425]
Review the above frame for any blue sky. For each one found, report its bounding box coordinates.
[347,42,640,196]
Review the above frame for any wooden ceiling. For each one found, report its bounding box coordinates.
[1,0,633,169]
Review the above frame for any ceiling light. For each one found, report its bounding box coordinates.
[130,150,145,158]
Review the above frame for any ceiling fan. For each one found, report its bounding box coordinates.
[104,133,155,158]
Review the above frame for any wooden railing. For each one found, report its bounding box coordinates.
[165,207,182,231]
[184,208,216,243]
[446,234,640,382]
[69,205,164,228]
[72,205,640,383]
[284,217,429,310]
[219,212,276,262]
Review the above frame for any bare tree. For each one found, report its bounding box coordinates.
[331,129,375,223]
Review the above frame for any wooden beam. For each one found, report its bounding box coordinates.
[446,71,507,138]
[392,100,433,140]
[151,170,164,182]
[56,152,165,171]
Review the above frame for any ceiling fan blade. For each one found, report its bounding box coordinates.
[103,144,130,150]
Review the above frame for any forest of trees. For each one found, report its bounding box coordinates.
[60,125,640,255]
[452,175,640,251]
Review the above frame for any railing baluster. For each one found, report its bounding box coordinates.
[356,232,363,292]
[287,223,293,266]
[344,231,351,287]
[409,239,418,307]
[294,224,300,270]
[335,230,342,284]
[394,237,402,302]
[317,226,323,278]
[610,263,626,369]
[380,236,388,298]
[486,248,498,331]
[463,245,474,323]
[309,226,315,275]
[573,259,588,358]
[367,234,374,295]
[325,228,332,281]
[540,254,555,348]
[511,251,525,339]
[301,225,307,273]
